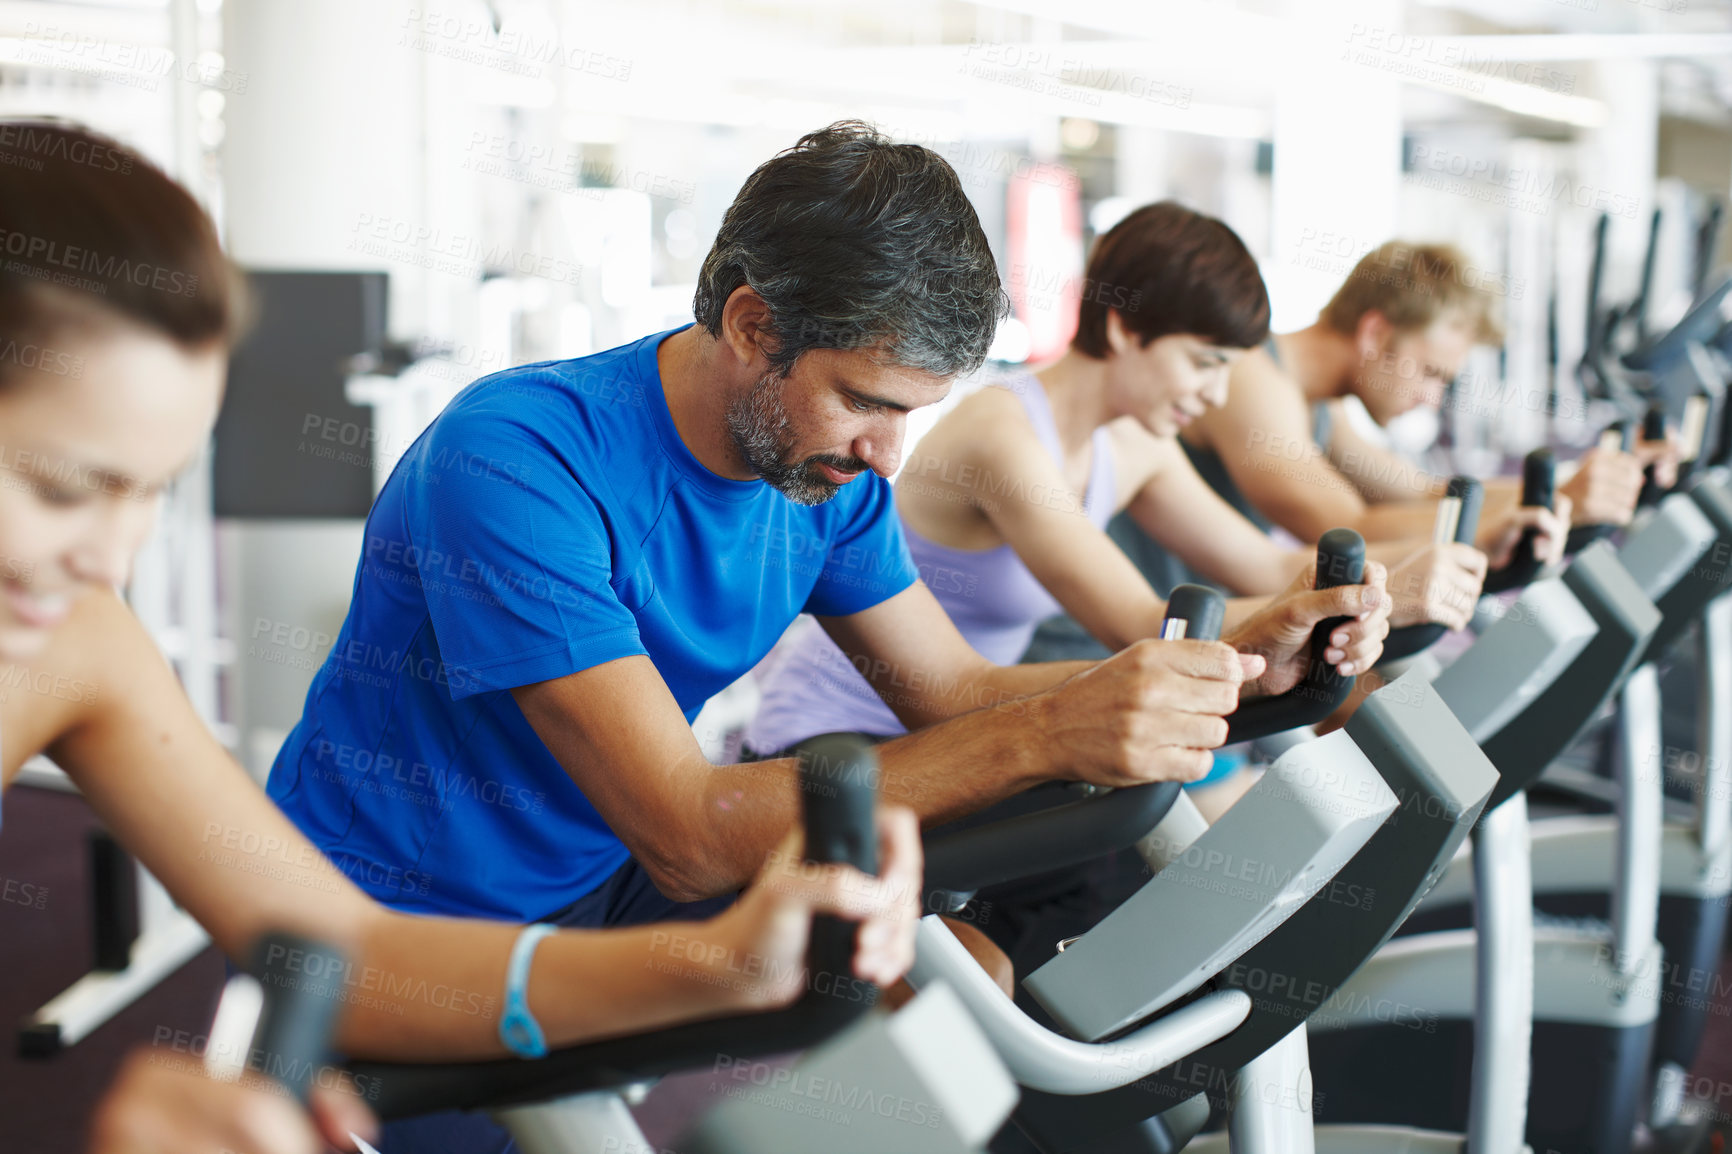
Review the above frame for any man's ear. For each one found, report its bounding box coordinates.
[718,286,775,368]
[1353,309,1393,364]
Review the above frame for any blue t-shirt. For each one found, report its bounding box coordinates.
[266,326,919,920]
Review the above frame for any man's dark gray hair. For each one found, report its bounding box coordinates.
[694,120,1007,379]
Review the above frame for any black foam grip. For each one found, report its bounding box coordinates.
[90,832,140,972]
[1224,529,1364,743]
[1717,386,1732,469]
[795,738,880,1012]
[1638,402,1668,507]
[1483,449,1555,594]
[1314,528,1367,590]
[1642,403,1667,442]
[249,933,347,1106]
[1165,583,1225,642]
[347,740,885,1119]
[1447,476,1484,543]
[796,736,879,873]
[1523,447,1558,510]
[1380,477,1485,662]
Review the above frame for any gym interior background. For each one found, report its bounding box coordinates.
[2,0,1732,1148]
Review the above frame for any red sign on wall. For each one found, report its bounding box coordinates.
[1006,162,1084,364]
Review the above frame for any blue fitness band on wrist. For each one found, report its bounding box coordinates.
[499,923,558,1059]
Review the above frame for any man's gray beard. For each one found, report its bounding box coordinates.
[724,371,842,507]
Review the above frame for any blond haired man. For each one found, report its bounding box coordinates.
[1183,241,1652,559]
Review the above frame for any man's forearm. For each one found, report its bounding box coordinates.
[616,658,1091,900]
[676,669,1075,862]
[948,658,1094,718]
[682,758,807,897]
[1336,452,1445,505]
[654,674,1078,897]
[1352,499,1448,543]
[881,653,1089,729]
[874,688,1069,825]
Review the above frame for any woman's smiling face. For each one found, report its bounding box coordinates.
[0,303,224,658]
[1105,315,1241,438]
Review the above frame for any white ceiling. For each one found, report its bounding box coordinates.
[1,0,1728,134]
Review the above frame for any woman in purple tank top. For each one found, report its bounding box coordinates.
[746,203,1505,815]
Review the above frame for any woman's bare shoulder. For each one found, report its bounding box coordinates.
[905,382,1042,477]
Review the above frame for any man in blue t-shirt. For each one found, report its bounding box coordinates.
[269,120,1392,942]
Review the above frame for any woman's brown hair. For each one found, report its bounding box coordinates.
[0,120,242,380]
[1072,201,1270,358]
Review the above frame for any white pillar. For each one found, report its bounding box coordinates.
[1577,59,1660,309]
[218,0,438,774]
[1501,138,1556,456]
[1266,2,1404,331]
[1113,125,1167,203]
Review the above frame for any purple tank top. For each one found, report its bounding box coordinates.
[743,374,1117,753]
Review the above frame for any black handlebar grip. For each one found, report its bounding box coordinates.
[1446,476,1484,545]
[1639,402,1669,507]
[1523,447,1558,511]
[797,736,879,875]
[795,737,880,1014]
[1296,528,1365,719]
[1314,527,1367,591]
[1485,449,1555,594]
[1164,584,1226,643]
[1380,477,1486,663]
[248,933,347,1106]
[1305,527,1367,711]
[1642,403,1667,443]
[1310,528,1367,658]
[1717,387,1732,470]
[1224,529,1364,743]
